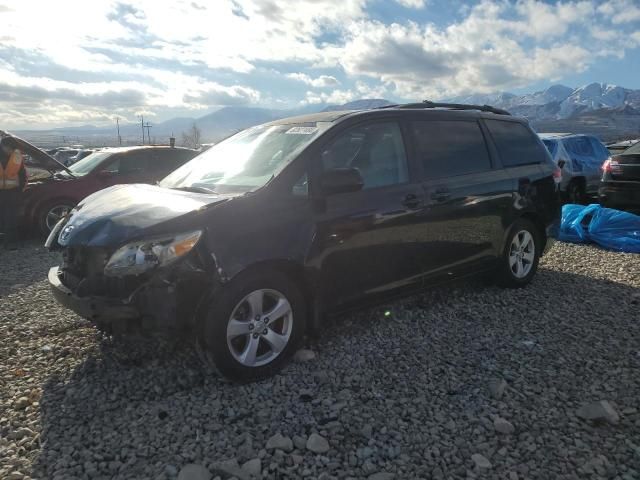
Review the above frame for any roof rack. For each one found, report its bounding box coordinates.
[378,101,511,116]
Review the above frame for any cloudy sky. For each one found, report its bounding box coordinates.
[0,0,639,129]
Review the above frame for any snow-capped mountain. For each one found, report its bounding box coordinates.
[447,83,639,122]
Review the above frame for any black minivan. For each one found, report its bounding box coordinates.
[47,103,560,380]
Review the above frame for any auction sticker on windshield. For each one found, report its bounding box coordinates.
[285,126,318,134]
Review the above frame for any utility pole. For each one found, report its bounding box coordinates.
[116,118,122,146]
[144,122,152,145]
[140,115,145,145]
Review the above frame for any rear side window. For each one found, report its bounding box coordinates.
[542,139,558,157]
[485,120,543,167]
[564,136,595,157]
[151,149,195,173]
[410,120,491,178]
[117,151,150,174]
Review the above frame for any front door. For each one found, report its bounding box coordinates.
[310,120,426,308]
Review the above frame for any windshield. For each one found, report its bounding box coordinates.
[160,123,330,193]
[68,151,113,176]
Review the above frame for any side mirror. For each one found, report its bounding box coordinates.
[319,167,364,195]
[557,159,566,169]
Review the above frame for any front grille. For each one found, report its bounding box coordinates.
[61,247,143,298]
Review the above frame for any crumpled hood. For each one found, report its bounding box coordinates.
[58,184,232,247]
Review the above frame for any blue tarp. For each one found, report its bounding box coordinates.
[559,204,640,253]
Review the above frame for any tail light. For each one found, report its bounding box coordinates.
[602,157,620,174]
[552,167,562,184]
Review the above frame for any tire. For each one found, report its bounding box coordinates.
[565,180,584,205]
[199,271,307,381]
[39,200,75,235]
[495,219,541,289]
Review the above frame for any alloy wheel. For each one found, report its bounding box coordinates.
[45,204,72,231]
[508,230,535,279]
[226,289,293,367]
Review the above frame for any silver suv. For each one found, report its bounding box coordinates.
[539,133,610,203]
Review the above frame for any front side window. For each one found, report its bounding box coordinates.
[321,122,408,189]
[411,120,491,178]
[485,119,544,167]
[160,123,330,194]
[68,151,114,176]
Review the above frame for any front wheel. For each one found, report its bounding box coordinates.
[39,201,75,234]
[495,219,541,288]
[199,271,306,381]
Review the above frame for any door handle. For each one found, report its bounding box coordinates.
[401,193,421,209]
[430,189,451,202]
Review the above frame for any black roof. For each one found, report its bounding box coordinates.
[268,102,521,127]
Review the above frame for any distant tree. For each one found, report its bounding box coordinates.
[181,123,202,149]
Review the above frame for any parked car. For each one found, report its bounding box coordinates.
[599,140,640,211]
[606,139,639,156]
[539,133,610,203]
[46,103,561,380]
[68,149,95,164]
[24,145,199,233]
[53,148,82,166]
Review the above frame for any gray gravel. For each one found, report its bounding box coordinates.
[1,240,639,479]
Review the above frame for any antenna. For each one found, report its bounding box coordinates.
[116,118,122,146]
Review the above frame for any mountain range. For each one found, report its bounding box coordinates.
[15,83,640,146]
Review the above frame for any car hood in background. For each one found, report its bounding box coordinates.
[0,130,73,174]
[57,184,233,247]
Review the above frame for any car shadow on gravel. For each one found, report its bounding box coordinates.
[31,267,640,479]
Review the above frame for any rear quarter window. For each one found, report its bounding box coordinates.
[485,119,545,167]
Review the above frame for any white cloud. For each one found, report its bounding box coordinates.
[597,0,640,24]
[0,0,638,127]
[335,1,635,99]
[286,73,340,87]
[395,0,428,9]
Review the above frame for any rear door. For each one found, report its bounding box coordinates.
[409,118,512,280]
[311,119,427,307]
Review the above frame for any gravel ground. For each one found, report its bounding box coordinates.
[1,240,639,480]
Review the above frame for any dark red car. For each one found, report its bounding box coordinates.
[22,144,198,233]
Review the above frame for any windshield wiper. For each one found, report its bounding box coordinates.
[172,186,217,194]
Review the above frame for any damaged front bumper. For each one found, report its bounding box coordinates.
[49,266,139,321]
[48,247,215,331]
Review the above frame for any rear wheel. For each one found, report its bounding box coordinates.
[199,271,306,381]
[496,219,540,288]
[566,180,584,204]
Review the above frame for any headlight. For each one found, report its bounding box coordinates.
[104,230,202,277]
